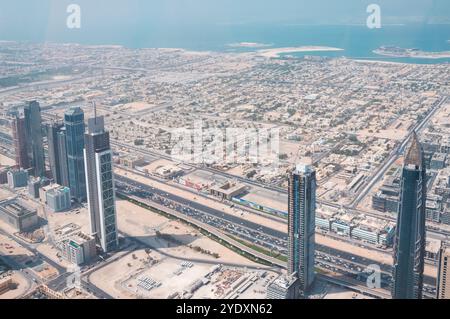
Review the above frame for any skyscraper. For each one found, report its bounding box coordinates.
[392,133,426,299]
[287,164,316,295]
[11,115,30,170]
[84,114,118,253]
[65,107,86,202]
[57,128,70,188]
[436,242,450,299]
[24,101,45,177]
[47,122,69,187]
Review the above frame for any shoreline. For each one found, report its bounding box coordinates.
[257,46,344,58]
[0,40,447,65]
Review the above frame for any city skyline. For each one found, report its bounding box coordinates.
[0,3,449,303]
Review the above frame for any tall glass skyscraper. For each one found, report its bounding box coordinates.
[64,107,86,202]
[47,121,69,187]
[436,242,450,299]
[287,164,316,296]
[24,101,45,177]
[11,115,30,170]
[84,114,118,253]
[392,133,426,299]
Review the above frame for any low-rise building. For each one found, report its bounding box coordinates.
[7,169,28,189]
[0,276,14,295]
[154,165,184,179]
[46,186,71,212]
[266,274,299,299]
[0,167,9,184]
[0,198,38,232]
[425,238,442,263]
[371,174,400,213]
[119,155,146,169]
[210,181,247,200]
[441,206,450,225]
[27,177,51,199]
[426,195,442,223]
[430,153,447,170]
[351,216,395,246]
[58,232,96,265]
[39,184,60,204]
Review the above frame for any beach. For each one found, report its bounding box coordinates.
[257,46,344,58]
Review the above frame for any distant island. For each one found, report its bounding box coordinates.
[374,46,450,59]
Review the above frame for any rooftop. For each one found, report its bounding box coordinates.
[404,132,423,168]
[293,164,314,175]
[0,199,36,218]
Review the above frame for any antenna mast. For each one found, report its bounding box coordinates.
[92,101,97,123]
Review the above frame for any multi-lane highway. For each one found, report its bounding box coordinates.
[115,174,439,298]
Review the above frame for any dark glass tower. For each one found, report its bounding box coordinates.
[47,121,69,187]
[24,101,45,177]
[11,115,30,170]
[57,128,70,188]
[64,107,86,202]
[287,164,316,295]
[392,133,426,299]
[84,114,118,253]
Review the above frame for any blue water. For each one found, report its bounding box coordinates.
[14,23,450,64]
[79,24,450,64]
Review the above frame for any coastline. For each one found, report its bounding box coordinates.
[257,46,344,58]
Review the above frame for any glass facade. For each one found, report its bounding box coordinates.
[65,107,86,202]
[287,165,316,295]
[392,134,426,299]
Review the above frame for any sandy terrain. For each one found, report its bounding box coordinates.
[116,199,263,266]
[323,284,372,299]
[89,199,274,299]
[0,154,15,167]
[0,272,34,299]
[118,102,155,113]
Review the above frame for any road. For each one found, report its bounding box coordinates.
[116,174,440,298]
[117,184,398,299]
[349,96,447,208]
[115,174,436,278]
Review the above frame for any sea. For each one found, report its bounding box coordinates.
[9,23,450,64]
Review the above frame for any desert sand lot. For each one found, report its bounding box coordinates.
[89,247,276,300]
[0,272,34,299]
[0,233,58,281]
[117,102,155,114]
[323,284,372,299]
[0,154,15,167]
[45,206,90,235]
[88,199,278,299]
[116,199,268,267]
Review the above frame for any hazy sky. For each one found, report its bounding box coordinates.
[0,0,449,41]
